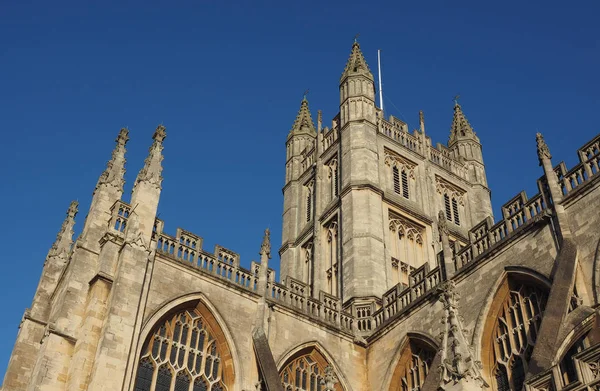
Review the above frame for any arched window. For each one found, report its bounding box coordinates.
[279,346,343,391]
[325,222,338,296]
[134,302,233,391]
[388,338,436,391]
[483,278,549,391]
[389,217,425,285]
[559,330,591,386]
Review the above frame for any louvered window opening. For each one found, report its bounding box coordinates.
[133,309,226,391]
[306,192,312,222]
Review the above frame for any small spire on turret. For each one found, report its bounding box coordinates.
[134,125,166,190]
[536,132,552,166]
[47,201,78,260]
[340,39,373,82]
[289,97,316,137]
[97,128,129,192]
[448,97,476,145]
[259,228,271,259]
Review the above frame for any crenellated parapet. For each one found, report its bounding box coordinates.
[144,214,358,337]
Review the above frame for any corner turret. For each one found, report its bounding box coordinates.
[447,99,492,222]
[339,41,376,127]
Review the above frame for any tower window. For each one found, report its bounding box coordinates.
[393,166,401,194]
[401,170,409,199]
[306,192,312,222]
[452,198,460,225]
[444,194,452,221]
[333,166,339,197]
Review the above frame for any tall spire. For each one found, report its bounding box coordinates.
[97,128,129,192]
[341,40,373,82]
[289,97,316,137]
[449,100,476,145]
[47,201,78,260]
[134,125,166,190]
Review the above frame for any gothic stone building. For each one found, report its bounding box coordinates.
[3,42,600,391]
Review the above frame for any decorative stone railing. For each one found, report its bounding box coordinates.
[557,133,600,197]
[377,115,470,179]
[379,116,423,155]
[526,343,600,390]
[300,146,316,173]
[368,263,443,330]
[453,190,548,271]
[150,223,356,336]
[322,126,338,151]
[428,145,468,179]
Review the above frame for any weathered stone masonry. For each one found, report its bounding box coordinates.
[2,41,600,391]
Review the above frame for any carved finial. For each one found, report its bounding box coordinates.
[97,128,129,192]
[260,228,271,259]
[47,201,78,260]
[354,33,360,43]
[453,94,460,106]
[318,110,322,124]
[437,281,486,388]
[438,210,449,236]
[419,110,425,133]
[134,125,166,190]
[320,366,339,391]
[536,132,552,165]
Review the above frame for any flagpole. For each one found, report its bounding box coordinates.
[377,49,384,114]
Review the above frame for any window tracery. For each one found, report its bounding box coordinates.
[436,178,464,226]
[487,280,548,391]
[384,151,416,200]
[134,304,231,391]
[388,339,435,391]
[327,158,339,199]
[279,348,342,391]
[389,216,425,285]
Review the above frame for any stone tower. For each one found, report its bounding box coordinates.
[279,41,494,313]
[4,40,600,391]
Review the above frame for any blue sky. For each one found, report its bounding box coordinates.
[1,0,599,380]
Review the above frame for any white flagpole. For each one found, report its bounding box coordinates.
[377,49,384,113]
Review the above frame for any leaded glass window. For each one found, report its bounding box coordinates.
[279,349,341,391]
[397,342,434,391]
[133,305,229,391]
[491,282,548,391]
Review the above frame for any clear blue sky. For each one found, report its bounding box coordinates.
[1,0,599,380]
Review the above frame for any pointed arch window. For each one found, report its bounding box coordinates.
[389,216,425,285]
[484,279,548,391]
[385,151,415,201]
[388,339,435,391]
[437,180,463,227]
[279,347,342,391]
[133,302,233,391]
[325,222,339,296]
[328,159,339,200]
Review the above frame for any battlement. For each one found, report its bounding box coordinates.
[103,203,359,336]
[106,131,600,342]
[378,114,469,179]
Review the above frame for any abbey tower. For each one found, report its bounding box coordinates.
[3,41,600,391]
